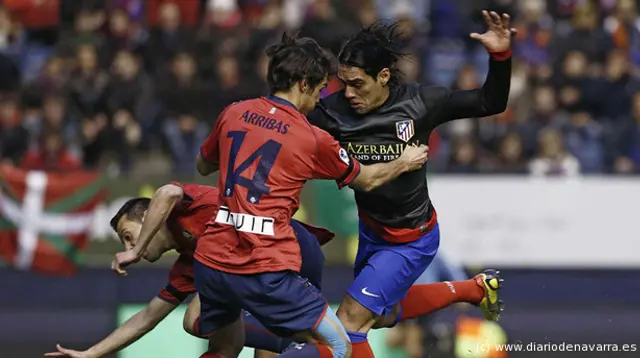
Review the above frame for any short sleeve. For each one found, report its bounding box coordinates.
[157,254,196,304]
[311,127,361,188]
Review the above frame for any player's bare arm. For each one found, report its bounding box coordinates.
[112,184,184,274]
[196,152,219,176]
[425,11,515,126]
[350,144,429,192]
[45,297,177,358]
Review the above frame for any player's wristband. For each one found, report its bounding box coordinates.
[489,49,511,61]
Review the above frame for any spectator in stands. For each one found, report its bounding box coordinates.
[553,3,613,63]
[0,96,27,165]
[529,128,580,176]
[447,138,479,174]
[210,53,251,121]
[157,52,207,120]
[103,7,146,66]
[66,43,109,119]
[594,49,640,120]
[299,0,354,55]
[495,132,528,174]
[30,55,67,95]
[21,130,80,171]
[159,51,208,174]
[612,92,640,174]
[564,109,605,173]
[35,94,76,144]
[56,7,105,59]
[110,108,141,172]
[104,49,153,124]
[3,0,59,46]
[145,1,193,74]
[79,113,108,169]
[605,0,640,68]
[513,0,553,68]
[0,5,25,62]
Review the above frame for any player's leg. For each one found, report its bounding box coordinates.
[241,271,351,358]
[291,219,325,291]
[184,294,293,353]
[193,260,245,358]
[184,294,201,336]
[255,349,278,358]
[372,268,504,329]
[198,315,245,358]
[336,222,440,358]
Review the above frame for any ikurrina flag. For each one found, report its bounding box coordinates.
[0,164,107,275]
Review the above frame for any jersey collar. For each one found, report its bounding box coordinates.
[266,95,297,110]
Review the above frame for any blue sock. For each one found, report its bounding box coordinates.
[243,312,292,353]
[346,331,367,344]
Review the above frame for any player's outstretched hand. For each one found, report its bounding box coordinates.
[44,344,92,358]
[470,10,517,52]
[399,144,429,171]
[111,248,141,276]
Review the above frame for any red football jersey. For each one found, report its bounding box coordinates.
[158,182,220,304]
[196,96,360,274]
[157,181,336,303]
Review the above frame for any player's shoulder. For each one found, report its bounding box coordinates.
[308,91,350,134]
[221,98,265,119]
[414,83,452,103]
[317,90,352,116]
[169,181,220,206]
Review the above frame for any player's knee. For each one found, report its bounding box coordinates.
[336,295,374,332]
[372,304,401,329]
[183,315,199,337]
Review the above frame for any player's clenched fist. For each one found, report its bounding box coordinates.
[399,144,429,171]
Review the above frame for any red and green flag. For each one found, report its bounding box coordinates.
[0,164,108,275]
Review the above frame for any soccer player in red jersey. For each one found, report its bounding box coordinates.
[45,182,333,358]
[190,34,428,358]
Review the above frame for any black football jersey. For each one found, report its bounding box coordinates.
[308,57,511,229]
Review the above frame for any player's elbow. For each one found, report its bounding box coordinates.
[491,98,508,115]
[351,166,385,192]
[484,94,509,116]
[196,155,218,176]
[156,184,184,202]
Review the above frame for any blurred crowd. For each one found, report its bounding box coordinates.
[0,0,639,177]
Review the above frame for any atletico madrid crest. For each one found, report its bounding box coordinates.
[395,120,414,143]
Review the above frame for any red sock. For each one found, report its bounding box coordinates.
[400,279,485,320]
[351,340,375,358]
[199,353,222,358]
[314,343,334,358]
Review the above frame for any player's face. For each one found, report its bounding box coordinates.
[116,214,170,262]
[339,65,390,114]
[300,77,328,114]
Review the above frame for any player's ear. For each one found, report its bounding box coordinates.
[378,68,391,86]
[299,79,310,94]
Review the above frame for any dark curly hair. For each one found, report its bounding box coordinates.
[338,20,410,84]
[265,32,338,94]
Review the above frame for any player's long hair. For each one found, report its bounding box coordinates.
[338,20,410,85]
[264,33,338,94]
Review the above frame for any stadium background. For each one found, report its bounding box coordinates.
[1,0,639,357]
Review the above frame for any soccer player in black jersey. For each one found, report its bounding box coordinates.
[307,11,515,357]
